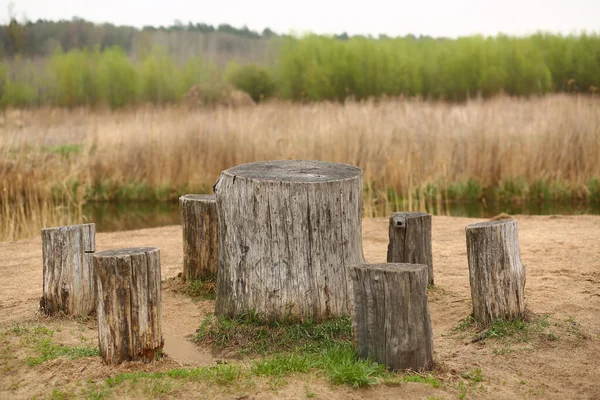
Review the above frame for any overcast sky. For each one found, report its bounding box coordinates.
[3,0,599,38]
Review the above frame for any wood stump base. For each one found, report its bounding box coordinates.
[387,212,434,285]
[41,223,96,316]
[179,194,219,280]
[351,263,433,372]
[94,247,163,365]
[466,219,526,324]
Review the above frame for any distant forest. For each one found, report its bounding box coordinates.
[0,16,598,108]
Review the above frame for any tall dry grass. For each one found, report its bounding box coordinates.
[1,94,599,240]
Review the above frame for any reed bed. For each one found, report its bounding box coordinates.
[1,94,599,240]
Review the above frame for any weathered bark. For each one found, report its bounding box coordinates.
[179,194,219,280]
[213,159,365,321]
[465,219,526,325]
[40,223,96,316]
[94,247,163,365]
[387,212,434,285]
[351,263,433,371]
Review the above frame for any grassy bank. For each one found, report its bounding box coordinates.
[1,94,599,240]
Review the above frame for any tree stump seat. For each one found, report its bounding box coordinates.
[40,223,96,316]
[179,194,219,280]
[94,247,163,365]
[350,263,433,371]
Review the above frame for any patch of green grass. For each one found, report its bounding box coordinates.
[252,352,319,377]
[27,338,98,366]
[452,316,477,333]
[142,379,176,397]
[186,276,217,301]
[105,364,244,388]
[42,144,83,157]
[483,319,528,340]
[3,324,99,366]
[456,381,468,400]
[193,311,352,355]
[446,179,483,202]
[450,313,557,347]
[461,368,483,384]
[320,343,388,387]
[589,177,600,204]
[566,317,588,338]
[49,388,76,399]
[79,383,109,400]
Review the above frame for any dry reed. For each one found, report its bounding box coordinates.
[1,94,599,240]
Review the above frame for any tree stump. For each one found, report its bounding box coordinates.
[213,159,365,321]
[387,212,434,285]
[465,219,526,325]
[94,247,164,365]
[40,223,96,316]
[179,194,219,280]
[350,263,433,371]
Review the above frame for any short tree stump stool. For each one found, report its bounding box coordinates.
[213,159,366,321]
[179,194,219,280]
[350,263,433,371]
[40,223,96,316]
[94,247,164,365]
[387,212,434,285]
[466,219,526,325]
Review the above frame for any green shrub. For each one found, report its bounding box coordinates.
[225,62,276,102]
[96,47,137,108]
[137,47,181,104]
[49,48,99,107]
[0,78,36,107]
[0,32,599,108]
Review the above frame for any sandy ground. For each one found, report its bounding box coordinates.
[1,215,600,399]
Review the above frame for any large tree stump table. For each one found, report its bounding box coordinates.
[213,159,365,321]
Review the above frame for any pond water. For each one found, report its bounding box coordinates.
[83,201,600,233]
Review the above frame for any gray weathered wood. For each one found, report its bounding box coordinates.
[94,247,163,365]
[466,219,526,325]
[387,212,434,285]
[351,263,433,371]
[213,159,365,321]
[40,223,96,316]
[179,194,219,280]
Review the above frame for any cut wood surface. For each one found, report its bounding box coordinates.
[214,159,365,321]
[387,212,434,285]
[351,263,433,371]
[94,247,163,365]
[40,223,96,316]
[179,194,219,280]
[466,219,526,324]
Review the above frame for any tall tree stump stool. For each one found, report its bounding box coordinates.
[387,212,434,285]
[94,247,164,365]
[350,263,433,371]
[465,219,526,325]
[179,194,219,280]
[213,159,365,321]
[40,223,96,316]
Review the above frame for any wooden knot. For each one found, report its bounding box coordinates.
[392,215,405,228]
